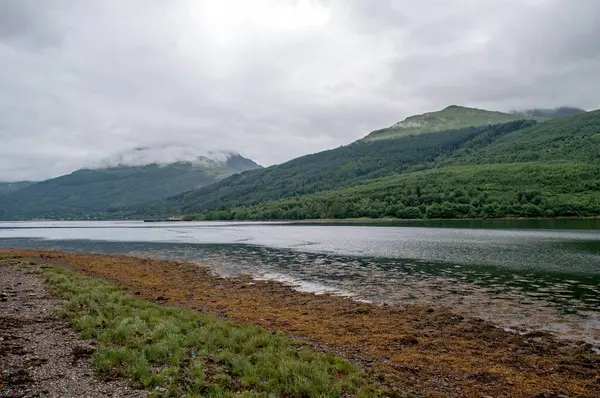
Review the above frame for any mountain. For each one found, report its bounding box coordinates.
[0,181,36,196]
[363,105,546,141]
[129,107,600,221]
[0,153,261,220]
[439,110,599,165]
[513,106,586,119]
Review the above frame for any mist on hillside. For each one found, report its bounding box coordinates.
[512,107,586,119]
[89,145,236,169]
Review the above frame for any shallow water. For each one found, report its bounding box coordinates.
[1,220,599,343]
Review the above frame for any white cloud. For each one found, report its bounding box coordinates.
[91,145,234,168]
[0,0,599,180]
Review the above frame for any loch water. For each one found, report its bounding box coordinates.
[1,220,599,343]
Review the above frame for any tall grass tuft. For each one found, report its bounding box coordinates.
[42,267,385,397]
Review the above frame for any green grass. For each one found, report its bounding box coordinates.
[40,267,383,398]
[0,254,22,261]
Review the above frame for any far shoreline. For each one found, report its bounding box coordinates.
[280,215,600,223]
[12,215,597,222]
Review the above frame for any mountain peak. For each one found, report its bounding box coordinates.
[442,104,465,110]
[0,147,262,219]
[364,106,541,141]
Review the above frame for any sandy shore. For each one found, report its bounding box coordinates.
[3,249,600,397]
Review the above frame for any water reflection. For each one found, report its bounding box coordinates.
[2,236,599,344]
[0,219,599,344]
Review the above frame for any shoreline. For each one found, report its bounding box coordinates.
[3,216,599,223]
[163,216,600,224]
[3,249,599,397]
[284,216,600,225]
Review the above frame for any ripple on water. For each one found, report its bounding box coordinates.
[119,244,600,345]
[0,224,599,345]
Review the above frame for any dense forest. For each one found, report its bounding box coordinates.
[440,111,600,166]
[190,163,600,220]
[134,108,600,221]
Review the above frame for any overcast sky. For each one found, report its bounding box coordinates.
[1,0,599,181]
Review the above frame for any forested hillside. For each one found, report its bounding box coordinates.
[0,182,35,196]
[198,163,599,220]
[440,110,600,166]
[131,119,535,217]
[0,155,260,220]
[132,108,600,221]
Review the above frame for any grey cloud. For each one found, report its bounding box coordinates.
[1,0,599,181]
[382,0,600,113]
[0,0,73,47]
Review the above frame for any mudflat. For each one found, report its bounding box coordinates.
[3,250,600,397]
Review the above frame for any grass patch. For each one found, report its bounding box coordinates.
[41,267,384,397]
[0,254,25,266]
[0,254,22,260]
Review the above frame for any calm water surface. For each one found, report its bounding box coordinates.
[1,220,599,343]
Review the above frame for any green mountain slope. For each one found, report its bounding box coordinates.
[205,163,600,220]
[441,110,600,165]
[130,119,536,217]
[0,154,261,220]
[0,181,36,196]
[130,107,600,221]
[363,105,546,141]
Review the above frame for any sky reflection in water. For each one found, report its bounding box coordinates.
[1,220,599,343]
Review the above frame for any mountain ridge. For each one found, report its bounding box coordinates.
[362,105,549,141]
[128,108,600,221]
[3,105,597,221]
[89,146,247,169]
[0,153,261,220]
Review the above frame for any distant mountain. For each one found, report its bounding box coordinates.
[363,105,546,141]
[0,152,261,220]
[513,107,586,119]
[0,181,36,196]
[129,108,600,221]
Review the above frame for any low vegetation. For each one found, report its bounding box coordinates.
[41,266,383,397]
[18,250,599,397]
